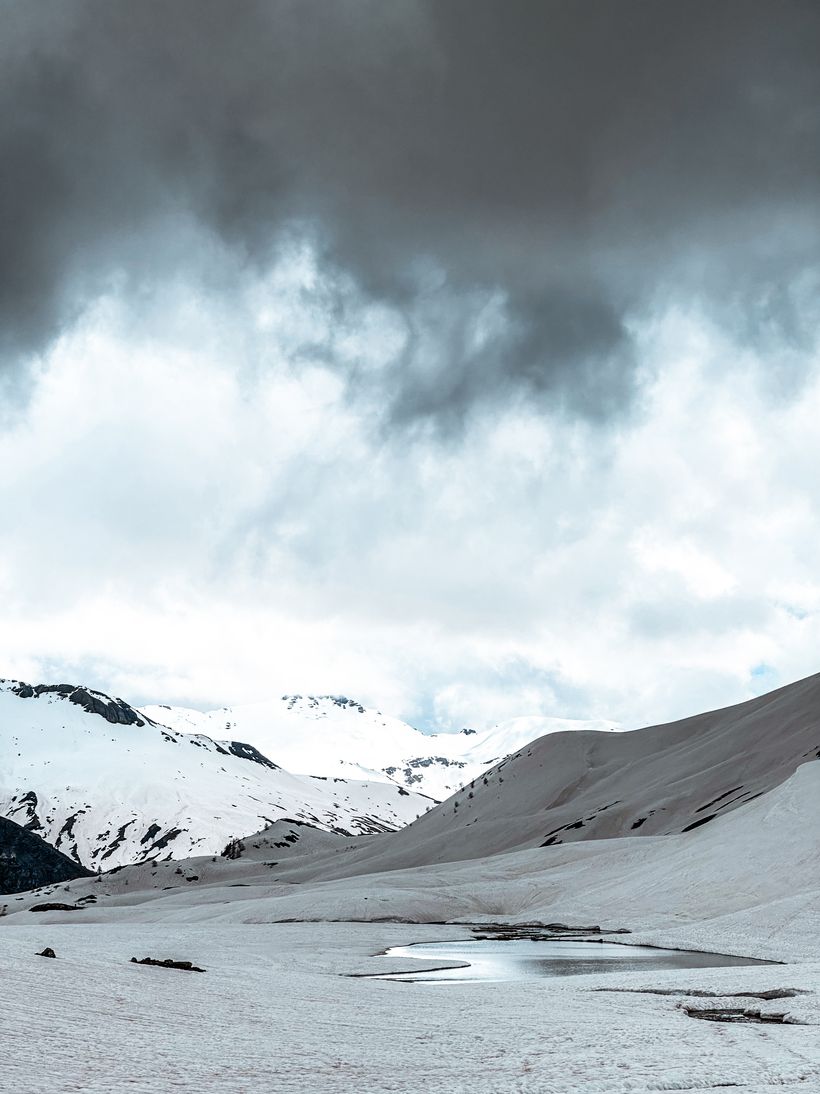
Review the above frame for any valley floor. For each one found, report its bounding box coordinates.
[2,920,819,1094]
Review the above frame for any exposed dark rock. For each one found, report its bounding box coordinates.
[10,680,152,726]
[223,741,279,770]
[695,786,745,813]
[282,694,366,714]
[0,816,92,894]
[99,820,138,861]
[130,957,205,972]
[139,823,162,846]
[683,1006,795,1024]
[682,814,717,832]
[468,921,611,941]
[55,811,87,862]
[141,827,185,854]
[596,987,806,1000]
[6,789,45,834]
[36,947,57,958]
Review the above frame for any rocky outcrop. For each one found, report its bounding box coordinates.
[10,681,151,726]
[0,817,92,895]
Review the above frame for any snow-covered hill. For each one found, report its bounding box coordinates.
[0,681,430,869]
[144,694,618,799]
[270,669,820,878]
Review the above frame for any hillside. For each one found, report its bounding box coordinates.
[0,680,430,869]
[275,669,820,877]
[0,815,91,896]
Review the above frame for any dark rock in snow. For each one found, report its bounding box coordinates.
[683,1006,795,1024]
[37,947,57,959]
[29,902,82,912]
[223,741,280,770]
[131,957,206,972]
[10,680,151,727]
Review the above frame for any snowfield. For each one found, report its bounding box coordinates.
[2,673,820,1092]
[1,921,819,1094]
[2,759,818,1092]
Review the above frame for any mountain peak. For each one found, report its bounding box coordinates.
[3,679,151,728]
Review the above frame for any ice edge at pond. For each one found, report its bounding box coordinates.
[364,938,778,984]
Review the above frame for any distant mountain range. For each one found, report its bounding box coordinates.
[0,680,432,869]
[144,693,618,799]
[0,679,616,873]
[0,673,612,870]
[7,672,819,947]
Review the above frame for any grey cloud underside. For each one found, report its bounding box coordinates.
[2,0,819,424]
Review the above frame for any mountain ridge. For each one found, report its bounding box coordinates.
[0,679,432,870]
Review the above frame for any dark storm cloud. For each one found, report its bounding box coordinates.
[2,0,820,423]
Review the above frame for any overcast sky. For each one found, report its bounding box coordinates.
[2,1,820,731]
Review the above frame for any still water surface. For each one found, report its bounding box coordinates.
[373,939,773,983]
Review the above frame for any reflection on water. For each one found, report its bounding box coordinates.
[373,939,773,983]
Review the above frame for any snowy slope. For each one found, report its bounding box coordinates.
[8,755,820,961]
[0,681,430,869]
[143,694,618,799]
[285,669,820,876]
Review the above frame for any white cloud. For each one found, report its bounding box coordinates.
[2,254,820,732]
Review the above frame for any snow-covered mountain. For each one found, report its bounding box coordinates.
[280,669,820,878]
[0,680,431,869]
[143,694,619,799]
[11,673,820,939]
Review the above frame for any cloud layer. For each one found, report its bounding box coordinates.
[3,1,820,425]
[1,3,820,728]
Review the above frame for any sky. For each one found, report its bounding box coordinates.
[1,0,820,732]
